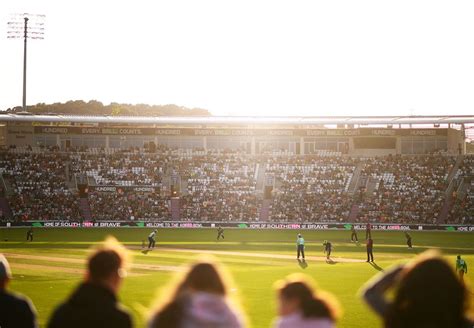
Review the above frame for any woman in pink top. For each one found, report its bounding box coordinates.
[148,259,244,328]
[274,274,341,328]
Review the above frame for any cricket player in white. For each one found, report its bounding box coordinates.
[148,229,157,249]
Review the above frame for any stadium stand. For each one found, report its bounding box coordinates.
[179,152,258,222]
[0,151,81,221]
[447,155,474,224]
[70,151,165,187]
[265,156,357,222]
[88,191,170,221]
[0,148,473,224]
[354,155,456,223]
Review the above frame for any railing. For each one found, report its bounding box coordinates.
[0,175,7,193]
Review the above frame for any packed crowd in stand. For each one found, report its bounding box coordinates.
[0,148,473,224]
[355,155,455,223]
[459,156,474,177]
[449,183,474,225]
[448,156,474,224]
[265,157,357,222]
[179,153,258,221]
[70,152,165,187]
[0,152,81,221]
[88,191,170,221]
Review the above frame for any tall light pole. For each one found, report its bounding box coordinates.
[7,13,45,111]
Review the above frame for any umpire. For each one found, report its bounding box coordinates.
[296,234,305,260]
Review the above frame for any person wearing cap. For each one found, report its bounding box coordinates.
[296,234,305,260]
[0,254,38,328]
[47,238,132,328]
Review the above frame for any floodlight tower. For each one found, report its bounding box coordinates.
[7,13,45,111]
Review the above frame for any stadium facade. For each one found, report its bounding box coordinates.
[0,114,471,155]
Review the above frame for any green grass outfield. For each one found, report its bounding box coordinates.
[1,228,473,327]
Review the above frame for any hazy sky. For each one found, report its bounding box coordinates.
[1,0,473,116]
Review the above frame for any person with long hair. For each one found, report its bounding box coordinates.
[273,274,341,328]
[362,251,473,328]
[148,259,243,328]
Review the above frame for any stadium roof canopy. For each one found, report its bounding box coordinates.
[0,114,474,125]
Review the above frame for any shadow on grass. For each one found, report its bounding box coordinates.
[14,275,77,283]
[297,259,308,269]
[368,262,384,271]
[326,258,337,265]
[1,242,472,256]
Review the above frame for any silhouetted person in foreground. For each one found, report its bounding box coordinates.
[0,254,37,328]
[48,237,132,328]
[362,251,473,328]
[273,273,340,328]
[148,259,244,328]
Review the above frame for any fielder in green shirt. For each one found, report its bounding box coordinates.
[456,255,468,282]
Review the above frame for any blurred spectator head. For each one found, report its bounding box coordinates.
[386,251,470,328]
[176,261,226,295]
[0,254,12,288]
[275,273,340,321]
[86,237,129,293]
[149,257,244,328]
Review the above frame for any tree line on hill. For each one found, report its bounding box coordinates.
[4,100,211,116]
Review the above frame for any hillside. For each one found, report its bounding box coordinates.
[4,100,211,116]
